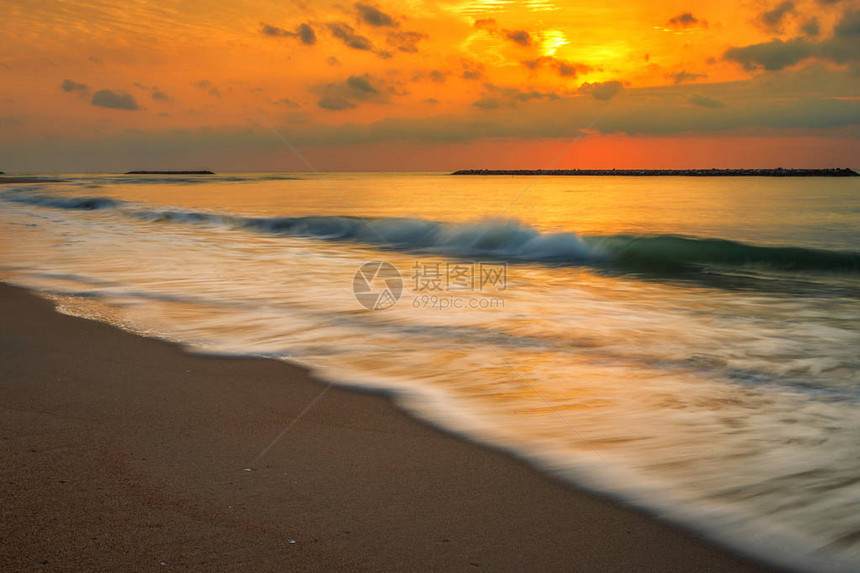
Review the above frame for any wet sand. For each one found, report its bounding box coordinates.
[0,283,775,571]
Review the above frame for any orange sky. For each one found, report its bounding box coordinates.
[1,0,858,171]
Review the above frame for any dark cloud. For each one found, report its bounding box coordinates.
[474,18,496,29]
[91,89,140,110]
[472,85,557,110]
[472,96,500,110]
[386,31,427,53]
[327,56,341,66]
[522,56,590,77]
[578,80,624,101]
[801,17,820,37]
[312,74,392,111]
[760,1,796,33]
[667,13,707,28]
[61,79,89,93]
[152,90,170,101]
[354,3,399,27]
[327,21,374,51]
[273,98,300,108]
[260,22,316,45]
[504,30,532,46]
[821,9,860,63]
[194,80,222,97]
[461,59,485,80]
[726,10,860,70]
[318,96,355,110]
[295,23,317,45]
[423,98,439,104]
[834,8,860,37]
[668,70,706,84]
[88,56,103,65]
[688,94,724,108]
[261,23,290,37]
[413,69,447,82]
[724,38,814,70]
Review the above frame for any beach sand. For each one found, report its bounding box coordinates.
[0,283,775,571]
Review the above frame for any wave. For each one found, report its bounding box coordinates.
[130,210,860,274]
[2,192,124,211]
[584,234,860,273]
[4,189,859,274]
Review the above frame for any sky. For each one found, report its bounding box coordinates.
[1,0,858,171]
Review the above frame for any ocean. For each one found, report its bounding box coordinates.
[1,172,859,571]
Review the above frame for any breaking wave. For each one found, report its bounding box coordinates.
[4,189,859,274]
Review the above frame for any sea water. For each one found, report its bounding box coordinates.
[1,172,859,571]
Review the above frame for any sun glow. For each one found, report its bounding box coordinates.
[540,29,569,56]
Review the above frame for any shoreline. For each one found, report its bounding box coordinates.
[0,282,776,571]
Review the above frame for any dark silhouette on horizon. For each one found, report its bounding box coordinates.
[452,168,858,177]
[125,170,215,175]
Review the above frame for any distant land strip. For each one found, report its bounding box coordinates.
[125,170,215,175]
[451,168,858,177]
[0,177,67,184]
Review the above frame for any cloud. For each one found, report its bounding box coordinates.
[60,79,88,93]
[819,9,860,63]
[327,56,341,66]
[578,80,624,100]
[152,90,170,101]
[194,80,222,97]
[413,70,448,83]
[472,84,558,110]
[668,70,706,84]
[724,38,814,70]
[318,96,355,110]
[474,18,496,29]
[295,23,317,45]
[667,13,707,29]
[273,98,300,108]
[504,29,532,46]
[327,21,374,51]
[91,89,140,110]
[472,96,500,110]
[726,10,860,70]
[760,1,796,33]
[261,24,290,36]
[461,59,485,80]
[260,22,316,45]
[688,94,724,108]
[834,8,860,37]
[355,3,399,27]
[522,56,590,77]
[312,74,392,110]
[386,31,427,53]
[801,17,821,37]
